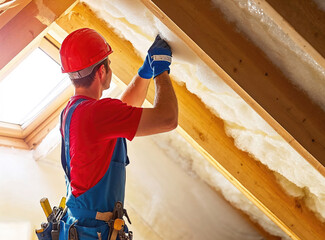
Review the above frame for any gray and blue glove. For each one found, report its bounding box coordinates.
[148,35,172,78]
[138,55,153,79]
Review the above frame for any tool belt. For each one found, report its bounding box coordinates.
[36,198,133,240]
[36,197,66,240]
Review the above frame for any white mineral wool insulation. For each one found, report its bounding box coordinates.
[82,0,325,230]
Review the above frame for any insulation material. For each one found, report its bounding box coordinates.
[81,0,325,238]
[35,0,56,26]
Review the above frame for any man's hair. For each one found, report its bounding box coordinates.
[71,58,109,88]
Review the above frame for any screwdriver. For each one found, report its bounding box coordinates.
[40,197,56,223]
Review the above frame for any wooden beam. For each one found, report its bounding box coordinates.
[0,0,78,77]
[38,35,61,63]
[56,4,325,239]
[265,0,325,60]
[140,0,325,177]
[254,0,325,73]
[0,122,23,138]
[0,135,29,149]
[0,0,32,30]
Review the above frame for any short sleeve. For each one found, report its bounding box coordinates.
[90,98,142,141]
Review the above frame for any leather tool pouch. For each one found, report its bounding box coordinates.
[36,222,53,240]
[68,221,79,240]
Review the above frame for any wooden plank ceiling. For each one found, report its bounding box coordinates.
[0,1,324,239]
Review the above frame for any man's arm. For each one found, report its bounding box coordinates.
[135,71,178,136]
[120,74,151,107]
[120,53,153,107]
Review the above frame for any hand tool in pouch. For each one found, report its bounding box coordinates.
[107,201,133,240]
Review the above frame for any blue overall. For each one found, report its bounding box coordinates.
[59,98,129,240]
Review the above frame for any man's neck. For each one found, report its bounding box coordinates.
[74,87,102,100]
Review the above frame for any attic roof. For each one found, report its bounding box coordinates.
[0,0,325,239]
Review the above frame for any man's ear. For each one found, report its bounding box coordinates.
[97,64,106,80]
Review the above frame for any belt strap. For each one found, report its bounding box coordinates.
[67,208,113,222]
[96,211,113,222]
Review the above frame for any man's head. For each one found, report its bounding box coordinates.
[59,28,113,89]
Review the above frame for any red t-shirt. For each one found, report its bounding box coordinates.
[61,95,142,197]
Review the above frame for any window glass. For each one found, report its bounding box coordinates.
[0,48,69,125]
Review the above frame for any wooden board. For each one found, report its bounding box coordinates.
[0,0,32,30]
[0,135,28,149]
[265,0,325,59]
[56,3,325,239]
[0,0,78,74]
[0,122,22,138]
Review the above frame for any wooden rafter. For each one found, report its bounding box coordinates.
[0,135,29,149]
[255,0,325,72]
[0,0,78,80]
[140,0,325,177]
[265,0,325,60]
[0,0,32,29]
[56,3,325,240]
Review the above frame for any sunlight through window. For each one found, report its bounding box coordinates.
[0,48,70,125]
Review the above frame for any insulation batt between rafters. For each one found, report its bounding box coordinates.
[81,0,325,238]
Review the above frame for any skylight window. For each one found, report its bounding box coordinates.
[0,48,70,125]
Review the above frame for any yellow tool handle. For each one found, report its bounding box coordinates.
[59,197,66,209]
[40,197,52,218]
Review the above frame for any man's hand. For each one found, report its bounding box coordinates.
[148,35,172,78]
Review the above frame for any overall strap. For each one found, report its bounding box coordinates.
[60,98,87,181]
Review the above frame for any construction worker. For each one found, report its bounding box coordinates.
[58,28,178,240]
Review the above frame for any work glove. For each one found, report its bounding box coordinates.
[138,55,153,79]
[148,35,172,78]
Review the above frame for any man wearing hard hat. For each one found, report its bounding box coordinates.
[57,28,177,240]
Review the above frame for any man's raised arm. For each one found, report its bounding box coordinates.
[135,35,178,136]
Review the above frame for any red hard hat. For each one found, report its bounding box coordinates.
[60,28,113,74]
